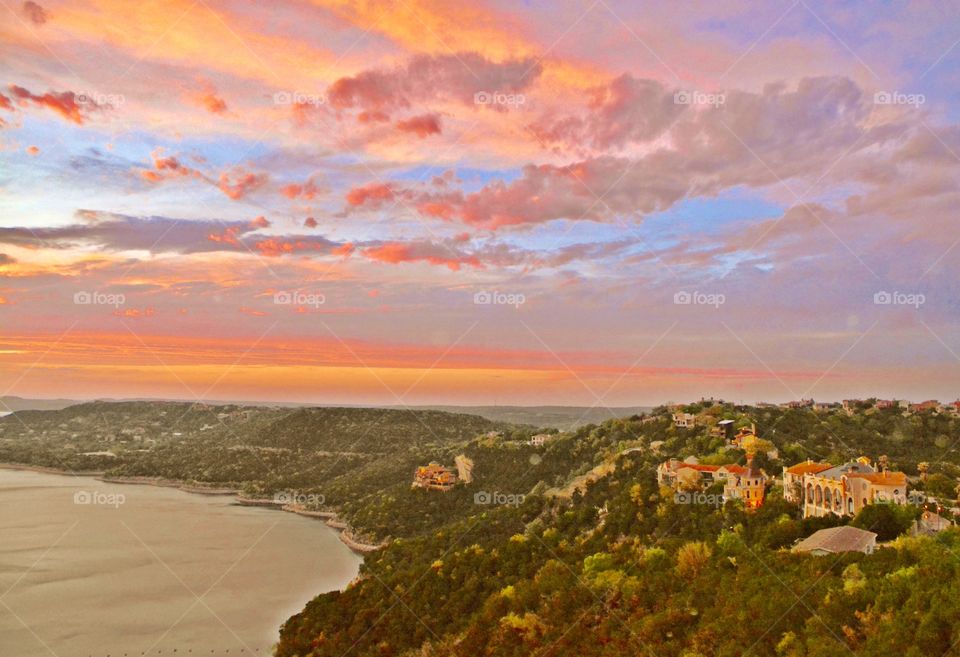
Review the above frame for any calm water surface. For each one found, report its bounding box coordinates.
[0,468,361,657]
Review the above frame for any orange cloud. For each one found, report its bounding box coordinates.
[362,242,481,270]
[8,84,100,124]
[254,238,326,257]
[281,179,321,200]
[207,227,241,246]
[311,0,533,61]
[198,90,227,115]
[217,166,268,200]
[49,0,339,89]
[25,145,39,155]
[113,307,156,318]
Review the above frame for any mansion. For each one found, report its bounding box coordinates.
[783,457,908,518]
[412,462,457,491]
[657,458,768,509]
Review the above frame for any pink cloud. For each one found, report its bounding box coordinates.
[21,1,48,26]
[395,113,442,138]
[253,238,327,257]
[326,52,543,121]
[345,182,396,208]
[528,74,685,151]
[362,241,482,270]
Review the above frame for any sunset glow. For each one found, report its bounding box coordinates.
[2,0,959,405]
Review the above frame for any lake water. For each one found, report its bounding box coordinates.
[0,468,362,657]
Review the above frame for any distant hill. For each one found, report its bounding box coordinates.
[400,405,653,429]
[0,396,80,412]
[0,397,651,429]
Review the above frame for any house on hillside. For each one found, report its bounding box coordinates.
[913,510,953,536]
[797,457,908,519]
[672,412,698,428]
[782,460,834,503]
[794,526,877,555]
[412,462,457,491]
[710,419,735,439]
[730,423,757,447]
[842,399,857,413]
[529,433,554,446]
[657,458,768,508]
[909,400,941,413]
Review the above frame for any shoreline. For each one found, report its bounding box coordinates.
[235,495,384,552]
[99,475,240,495]
[0,462,385,554]
[0,462,104,477]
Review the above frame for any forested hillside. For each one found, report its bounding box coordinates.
[276,404,960,657]
[5,399,960,656]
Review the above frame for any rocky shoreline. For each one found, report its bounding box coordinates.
[99,475,240,495]
[235,495,384,552]
[0,463,385,554]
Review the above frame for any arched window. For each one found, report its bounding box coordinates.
[847,497,854,514]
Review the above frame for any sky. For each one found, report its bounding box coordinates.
[1,0,959,407]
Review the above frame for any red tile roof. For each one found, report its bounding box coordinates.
[785,461,833,476]
[846,471,907,486]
